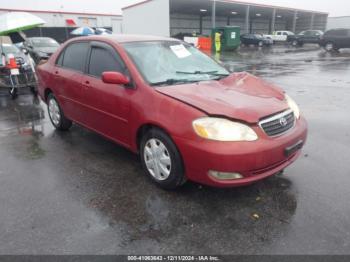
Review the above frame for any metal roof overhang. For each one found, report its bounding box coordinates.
[169,0,327,19]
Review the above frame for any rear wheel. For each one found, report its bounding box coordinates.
[47,93,72,131]
[140,128,186,189]
[325,42,335,52]
[292,40,298,46]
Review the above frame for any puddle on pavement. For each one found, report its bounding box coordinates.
[0,92,47,159]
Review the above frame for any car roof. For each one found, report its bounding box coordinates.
[328,28,350,31]
[70,34,181,44]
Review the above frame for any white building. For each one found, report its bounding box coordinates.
[0,8,123,42]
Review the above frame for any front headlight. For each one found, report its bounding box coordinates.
[285,94,300,119]
[192,117,258,141]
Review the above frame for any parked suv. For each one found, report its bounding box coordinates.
[319,28,350,51]
[287,30,323,46]
[37,35,307,189]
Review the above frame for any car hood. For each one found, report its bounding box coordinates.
[155,72,288,124]
[34,47,58,54]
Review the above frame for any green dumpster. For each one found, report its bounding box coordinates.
[211,26,241,51]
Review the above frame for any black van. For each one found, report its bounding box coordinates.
[319,28,350,51]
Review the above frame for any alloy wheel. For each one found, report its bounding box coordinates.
[48,98,61,126]
[325,43,334,51]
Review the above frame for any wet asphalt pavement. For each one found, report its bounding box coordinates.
[0,44,350,255]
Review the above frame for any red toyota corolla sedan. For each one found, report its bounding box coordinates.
[37,35,307,189]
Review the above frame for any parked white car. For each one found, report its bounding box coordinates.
[263,31,295,42]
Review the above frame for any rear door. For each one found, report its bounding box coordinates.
[282,32,289,41]
[275,31,283,41]
[53,42,89,124]
[245,35,254,44]
[82,41,132,146]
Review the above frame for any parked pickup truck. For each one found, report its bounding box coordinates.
[263,31,295,43]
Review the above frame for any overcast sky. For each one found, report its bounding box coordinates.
[0,0,349,17]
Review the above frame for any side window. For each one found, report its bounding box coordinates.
[62,42,89,72]
[328,29,347,36]
[283,32,288,36]
[277,32,282,35]
[56,51,64,66]
[325,30,335,36]
[88,46,125,78]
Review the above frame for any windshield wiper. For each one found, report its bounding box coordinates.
[150,78,196,86]
[176,70,229,77]
[176,70,217,75]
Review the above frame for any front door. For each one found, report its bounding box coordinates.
[82,41,132,147]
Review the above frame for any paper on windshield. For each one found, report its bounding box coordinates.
[170,44,191,59]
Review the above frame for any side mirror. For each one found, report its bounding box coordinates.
[102,71,130,85]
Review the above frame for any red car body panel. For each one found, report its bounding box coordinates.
[37,35,308,187]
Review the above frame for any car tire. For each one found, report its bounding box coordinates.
[325,42,335,52]
[140,128,186,190]
[9,87,18,99]
[47,93,72,131]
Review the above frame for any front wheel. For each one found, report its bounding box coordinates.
[140,128,186,189]
[47,93,72,131]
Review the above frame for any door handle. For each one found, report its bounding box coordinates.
[55,71,59,75]
[85,80,90,85]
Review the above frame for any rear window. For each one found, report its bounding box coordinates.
[61,42,89,72]
[0,44,21,55]
[325,29,350,36]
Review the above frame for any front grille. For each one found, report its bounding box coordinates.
[259,110,295,137]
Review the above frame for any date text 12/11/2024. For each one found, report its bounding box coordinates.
[127,255,221,261]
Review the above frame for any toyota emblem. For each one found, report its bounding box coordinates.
[279,117,288,127]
